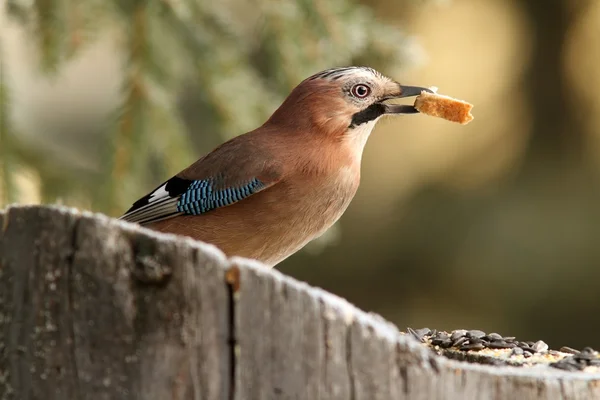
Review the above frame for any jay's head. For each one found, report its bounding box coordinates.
[267,66,432,147]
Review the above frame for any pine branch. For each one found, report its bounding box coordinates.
[107,0,151,215]
[0,49,19,206]
[5,0,30,23]
[33,0,67,73]
[148,102,194,179]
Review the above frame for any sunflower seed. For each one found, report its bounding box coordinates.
[487,341,516,349]
[533,340,548,353]
[485,333,503,341]
[560,346,580,355]
[551,359,580,371]
[451,330,468,341]
[452,337,469,348]
[467,330,486,339]
[460,342,485,351]
[416,328,432,338]
[511,347,524,356]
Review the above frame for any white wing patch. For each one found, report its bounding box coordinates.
[148,183,169,203]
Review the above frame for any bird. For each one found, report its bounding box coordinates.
[120,66,432,267]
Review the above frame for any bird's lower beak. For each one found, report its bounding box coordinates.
[383,85,434,115]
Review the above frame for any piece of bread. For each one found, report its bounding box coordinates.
[414,91,474,125]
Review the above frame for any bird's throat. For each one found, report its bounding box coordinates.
[344,119,378,159]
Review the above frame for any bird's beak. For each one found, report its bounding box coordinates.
[381,84,434,115]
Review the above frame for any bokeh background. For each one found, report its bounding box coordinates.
[1,0,599,349]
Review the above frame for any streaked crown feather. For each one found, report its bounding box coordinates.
[307,66,386,82]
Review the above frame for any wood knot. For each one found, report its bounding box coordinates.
[132,255,172,284]
[225,266,240,292]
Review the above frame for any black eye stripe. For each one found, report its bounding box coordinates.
[349,103,386,128]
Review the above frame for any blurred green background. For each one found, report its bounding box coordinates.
[1,0,600,349]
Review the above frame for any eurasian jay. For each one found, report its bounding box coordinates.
[120,66,432,266]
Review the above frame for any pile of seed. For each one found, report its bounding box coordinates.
[406,327,600,372]
[551,347,600,372]
[407,328,548,356]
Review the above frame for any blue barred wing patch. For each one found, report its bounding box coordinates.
[176,177,265,215]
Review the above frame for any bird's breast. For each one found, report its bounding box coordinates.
[149,162,360,266]
[283,164,360,238]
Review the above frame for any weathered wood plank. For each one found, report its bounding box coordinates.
[232,259,327,400]
[1,206,81,399]
[1,205,600,400]
[0,206,231,400]
[230,258,600,400]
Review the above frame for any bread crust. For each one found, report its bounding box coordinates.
[414,91,474,125]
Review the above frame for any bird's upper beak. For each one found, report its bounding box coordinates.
[380,83,434,115]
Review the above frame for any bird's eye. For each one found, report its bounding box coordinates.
[351,84,371,99]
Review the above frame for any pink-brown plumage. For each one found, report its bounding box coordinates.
[121,67,432,266]
[149,122,358,266]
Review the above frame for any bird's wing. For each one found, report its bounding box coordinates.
[119,137,282,225]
